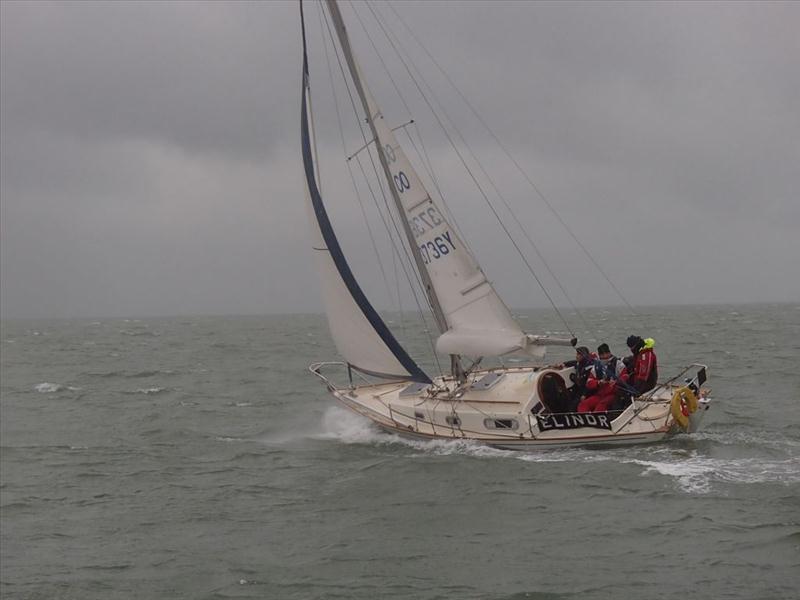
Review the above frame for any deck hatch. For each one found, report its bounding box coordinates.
[400,382,430,397]
[471,372,505,391]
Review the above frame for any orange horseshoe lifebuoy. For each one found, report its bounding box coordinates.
[670,386,698,430]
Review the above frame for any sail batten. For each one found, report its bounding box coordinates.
[300,2,431,384]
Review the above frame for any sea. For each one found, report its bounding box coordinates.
[1,304,798,600]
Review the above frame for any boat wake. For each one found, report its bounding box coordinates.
[319,408,800,494]
[626,452,800,494]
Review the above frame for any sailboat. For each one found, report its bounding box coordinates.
[300,1,710,449]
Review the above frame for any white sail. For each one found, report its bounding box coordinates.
[300,6,431,383]
[326,1,537,359]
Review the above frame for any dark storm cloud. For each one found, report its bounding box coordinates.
[1,1,798,319]
[1,1,297,156]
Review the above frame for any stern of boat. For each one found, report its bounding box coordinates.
[658,363,711,435]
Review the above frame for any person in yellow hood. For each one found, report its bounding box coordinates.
[625,335,658,394]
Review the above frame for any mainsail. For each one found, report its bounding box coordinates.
[325,1,547,359]
[300,3,431,383]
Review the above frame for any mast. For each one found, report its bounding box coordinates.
[324,0,448,337]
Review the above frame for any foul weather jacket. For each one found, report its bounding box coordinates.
[631,346,658,394]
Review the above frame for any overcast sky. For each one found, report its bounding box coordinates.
[1,0,798,320]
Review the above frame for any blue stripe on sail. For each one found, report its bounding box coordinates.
[299,9,431,384]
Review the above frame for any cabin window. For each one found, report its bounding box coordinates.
[445,415,461,427]
[483,418,519,430]
[414,411,424,419]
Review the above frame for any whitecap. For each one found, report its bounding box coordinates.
[135,387,166,395]
[34,383,63,393]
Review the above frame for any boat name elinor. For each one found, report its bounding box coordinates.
[536,413,612,431]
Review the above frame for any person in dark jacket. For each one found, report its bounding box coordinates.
[625,335,658,395]
[565,346,595,409]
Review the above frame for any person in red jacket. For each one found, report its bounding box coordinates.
[625,335,658,395]
[577,343,627,413]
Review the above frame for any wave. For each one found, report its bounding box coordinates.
[34,382,63,393]
[118,329,160,337]
[133,387,167,395]
[83,369,175,379]
[118,386,169,396]
[33,383,81,393]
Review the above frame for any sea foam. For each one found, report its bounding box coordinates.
[34,382,63,393]
[33,383,80,393]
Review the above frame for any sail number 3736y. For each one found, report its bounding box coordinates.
[419,231,455,264]
[382,144,456,264]
[408,206,456,263]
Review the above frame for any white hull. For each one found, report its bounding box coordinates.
[312,363,710,450]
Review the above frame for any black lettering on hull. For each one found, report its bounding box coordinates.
[536,413,612,432]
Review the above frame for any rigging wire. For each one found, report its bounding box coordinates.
[368,1,591,334]
[384,0,638,316]
[400,120,473,258]
[347,1,474,257]
[319,1,425,304]
[316,3,397,318]
[365,0,575,336]
[318,1,444,375]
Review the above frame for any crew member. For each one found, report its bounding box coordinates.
[625,335,658,395]
[564,346,595,409]
[577,343,626,413]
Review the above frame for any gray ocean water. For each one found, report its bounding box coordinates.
[1,304,799,599]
